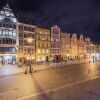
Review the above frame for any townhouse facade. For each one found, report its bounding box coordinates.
[61,32,70,60]
[18,23,36,64]
[70,34,78,59]
[35,27,50,62]
[78,35,86,59]
[50,25,61,61]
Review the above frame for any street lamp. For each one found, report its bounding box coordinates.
[27,37,33,73]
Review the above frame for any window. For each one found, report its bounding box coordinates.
[19,40,23,45]
[13,31,16,36]
[42,50,45,53]
[38,42,40,47]
[32,28,34,32]
[32,34,34,38]
[9,31,12,36]
[19,33,23,37]
[46,49,49,53]
[38,36,40,40]
[24,34,27,38]
[19,25,23,30]
[37,56,41,62]
[0,29,1,35]
[38,49,41,53]
[42,56,45,61]
[51,38,53,41]
[3,30,5,36]
[48,43,49,48]
[24,26,27,31]
[42,42,44,48]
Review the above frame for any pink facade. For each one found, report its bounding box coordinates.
[50,25,61,61]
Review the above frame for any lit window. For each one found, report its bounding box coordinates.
[51,38,53,41]
[13,32,16,36]
[42,50,45,53]
[42,56,45,61]
[6,12,10,16]
[45,32,47,35]
[46,49,49,53]
[9,31,12,36]
[0,30,1,35]
[38,49,41,53]
[0,16,4,21]
[3,30,5,36]
[32,56,35,60]
[56,39,58,41]
[37,56,41,62]
[27,57,30,60]
[1,11,4,14]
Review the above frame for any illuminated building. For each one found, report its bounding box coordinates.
[0,4,98,65]
[93,44,100,61]
[0,4,18,64]
[70,34,78,59]
[78,34,86,58]
[35,27,50,62]
[61,32,70,60]
[18,23,36,64]
[51,25,61,61]
[85,37,92,58]
[0,4,36,65]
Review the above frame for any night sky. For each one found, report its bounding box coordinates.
[0,0,100,43]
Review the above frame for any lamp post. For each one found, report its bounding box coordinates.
[27,38,33,73]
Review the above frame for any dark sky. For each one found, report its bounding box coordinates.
[0,0,100,43]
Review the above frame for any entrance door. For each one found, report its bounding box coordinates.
[46,56,49,62]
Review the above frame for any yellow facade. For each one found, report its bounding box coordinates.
[35,28,50,62]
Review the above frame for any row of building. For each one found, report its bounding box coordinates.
[0,4,100,65]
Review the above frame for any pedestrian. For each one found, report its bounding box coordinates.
[88,67,90,74]
[25,66,28,74]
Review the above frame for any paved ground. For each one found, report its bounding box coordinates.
[0,62,100,100]
[0,60,86,77]
[0,65,24,77]
[18,77,100,100]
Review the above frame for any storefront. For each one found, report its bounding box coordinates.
[0,55,16,64]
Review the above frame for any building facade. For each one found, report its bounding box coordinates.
[70,34,78,59]
[61,32,70,60]
[35,27,50,62]
[18,23,36,64]
[0,4,18,64]
[0,4,36,65]
[85,37,92,58]
[50,25,61,61]
[78,34,86,58]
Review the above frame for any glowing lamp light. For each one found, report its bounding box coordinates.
[27,38,33,43]
[26,57,30,60]
[32,57,34,60]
